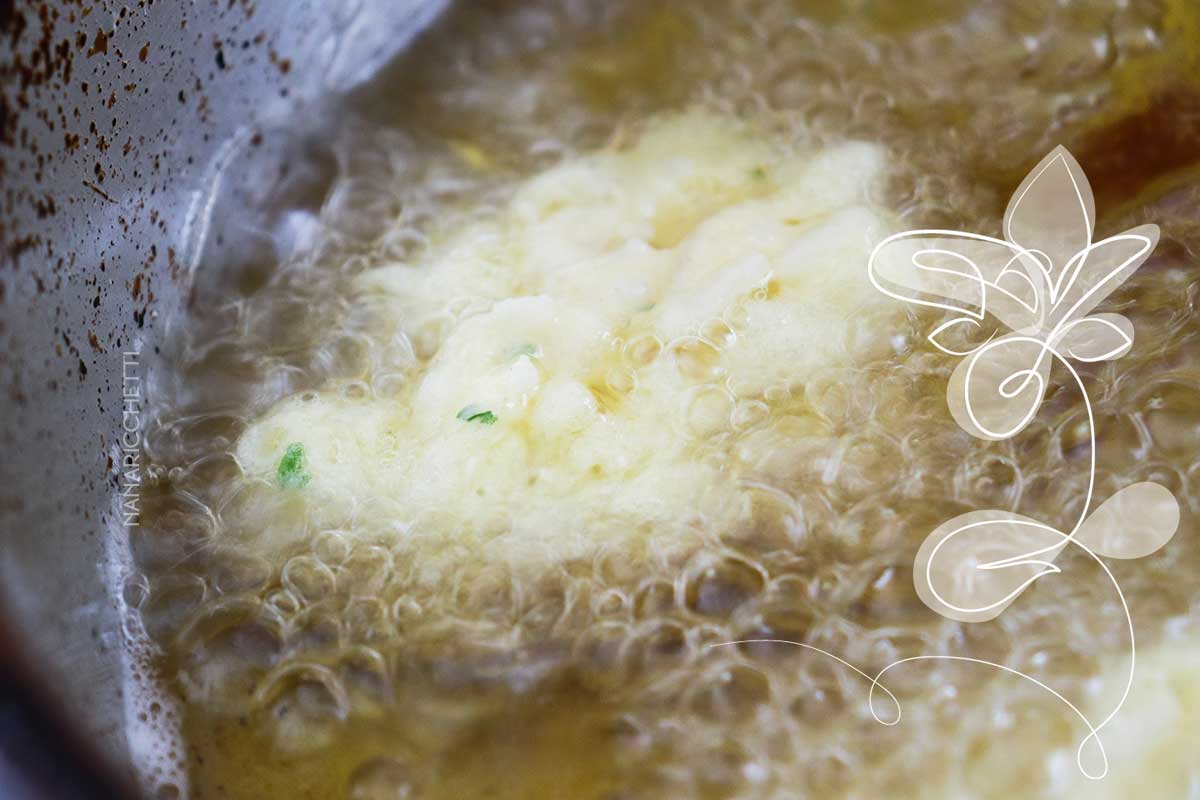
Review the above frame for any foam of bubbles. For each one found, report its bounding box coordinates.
[120,0,1200,797]
[104,495,189,800]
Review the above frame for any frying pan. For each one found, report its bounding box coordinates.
[0,1,447,795]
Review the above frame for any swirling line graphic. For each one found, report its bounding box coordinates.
[712,147,1180,780]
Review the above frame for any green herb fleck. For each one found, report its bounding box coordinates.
[276,442,312,488]
[750,166,767,180]
[457,404,498,425]
[510,343,538,359]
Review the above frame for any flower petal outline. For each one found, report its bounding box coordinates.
[868,231,1045,332]
[946,332,1051,440]
[1004,145,1095,294]
[1049,224,1159,327]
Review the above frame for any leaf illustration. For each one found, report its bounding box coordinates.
[1053,313,1134,362]
[1074,482,1180,559]
[913,509,1067,623]
[925,316,995,356]
[914,483,1179,624]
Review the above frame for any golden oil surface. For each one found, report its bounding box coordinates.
[130,1,1200,797]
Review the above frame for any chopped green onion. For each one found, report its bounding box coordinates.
[276,442,312,488]
[510,343,538,359]
[457,405,498,425]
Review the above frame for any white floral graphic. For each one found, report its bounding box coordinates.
[866,146,1180,777]
[870,146,1157,440]
[715,148,1181,781]
[868,147,1178,623]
